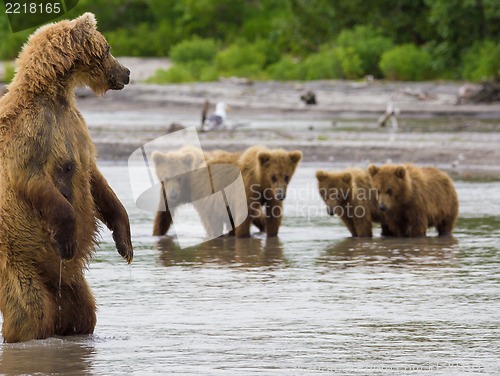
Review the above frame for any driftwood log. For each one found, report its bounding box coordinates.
[458,81,500,104]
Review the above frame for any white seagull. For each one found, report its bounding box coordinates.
[202,101,229,131]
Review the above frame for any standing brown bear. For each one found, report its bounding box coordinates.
[368,164,458,237]
[0,13,133,343]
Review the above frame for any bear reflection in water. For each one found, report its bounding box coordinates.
[0,338,94,375]
[319,236,459,268]
[155,237,285,268]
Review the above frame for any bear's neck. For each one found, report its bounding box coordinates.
[9,71,79,105]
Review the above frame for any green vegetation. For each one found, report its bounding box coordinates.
[379,44,434,81]
[1,0,499,83]
[461,40,500,82]
[2,62,15,84]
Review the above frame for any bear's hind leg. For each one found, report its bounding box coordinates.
[436,219,455,237]
[153,210,173,236]
[55,277,96,336]
[352,217,373,238]
[265,201,283,237]
[0,269,56,343]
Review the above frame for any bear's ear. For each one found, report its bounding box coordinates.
[258,151,271,166]
[182,153,194,167]
[289,151,302,164]
[152,151,166,165]
[316,170,328,181]
[73,12,97,31]
[395,166,406,179]
[342,172,352,184]
[368,164,379,176]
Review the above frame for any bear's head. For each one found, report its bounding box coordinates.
[152,150,202,206]
[257,149,302,201]
[368,164,411,212]
[316,170,353,216]
[14,13,129,95]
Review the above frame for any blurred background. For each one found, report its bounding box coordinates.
[1,0,500,83]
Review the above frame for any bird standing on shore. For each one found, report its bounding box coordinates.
[201,101,229,131]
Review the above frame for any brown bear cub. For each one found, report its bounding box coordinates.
[316,168,383,237]
[237,146,302,238]
[0,13,133,343]
[152,146,205,236]
[368,164,459,237]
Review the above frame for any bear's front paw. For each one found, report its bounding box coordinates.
[113,226,133,264]
[54,229,77,260]
[53,213,77,260]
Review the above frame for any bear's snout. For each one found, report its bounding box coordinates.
[168,191,178,201]
[275,189,286,201]
[379,202,387,212]
[109,63,130,90]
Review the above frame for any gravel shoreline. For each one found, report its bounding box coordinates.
[83,80,500,179]
[2,57,499,179]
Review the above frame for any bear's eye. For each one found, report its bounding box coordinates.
[284,175,289,183]
[271,175,277,183]
[386,188,393,195]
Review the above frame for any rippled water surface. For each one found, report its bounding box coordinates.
[1,164,499,375]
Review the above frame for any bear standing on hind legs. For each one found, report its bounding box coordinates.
[0,13,133,343]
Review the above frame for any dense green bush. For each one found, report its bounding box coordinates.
[379,44,434,81]
[423,41,459,80]
[215,43,266,76]
[3,0,499,83]
[147,60,221,83]
[198,65,219,82]
[333,47,363,79]
[0,15,30,60]
[336,25,393,77]
[170,37,218,64]
[105,23,171,57]
[266,56,301,80]
[299,50,338,80]
[462,40,500,82]
[146,65,194,83]
[2,62,15,83]
[299,47,364,80]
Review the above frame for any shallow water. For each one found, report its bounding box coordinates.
[1,164,499,375]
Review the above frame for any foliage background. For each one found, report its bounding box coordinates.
[1,0,499,82]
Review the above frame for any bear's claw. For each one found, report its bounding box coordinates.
[113,228,133,264]
[54,231,77,260]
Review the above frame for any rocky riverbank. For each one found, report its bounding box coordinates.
[2,57,499,179]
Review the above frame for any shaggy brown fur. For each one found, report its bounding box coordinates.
[152,148,268,238]
[152,146,206,236]
[316,168,385,237]
[234,146,302,238]
[200,149,267,236]
[368,164,459,237]
[0,13,133,343]
[167,147,300,239]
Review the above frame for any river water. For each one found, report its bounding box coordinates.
[0,164,499,375]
